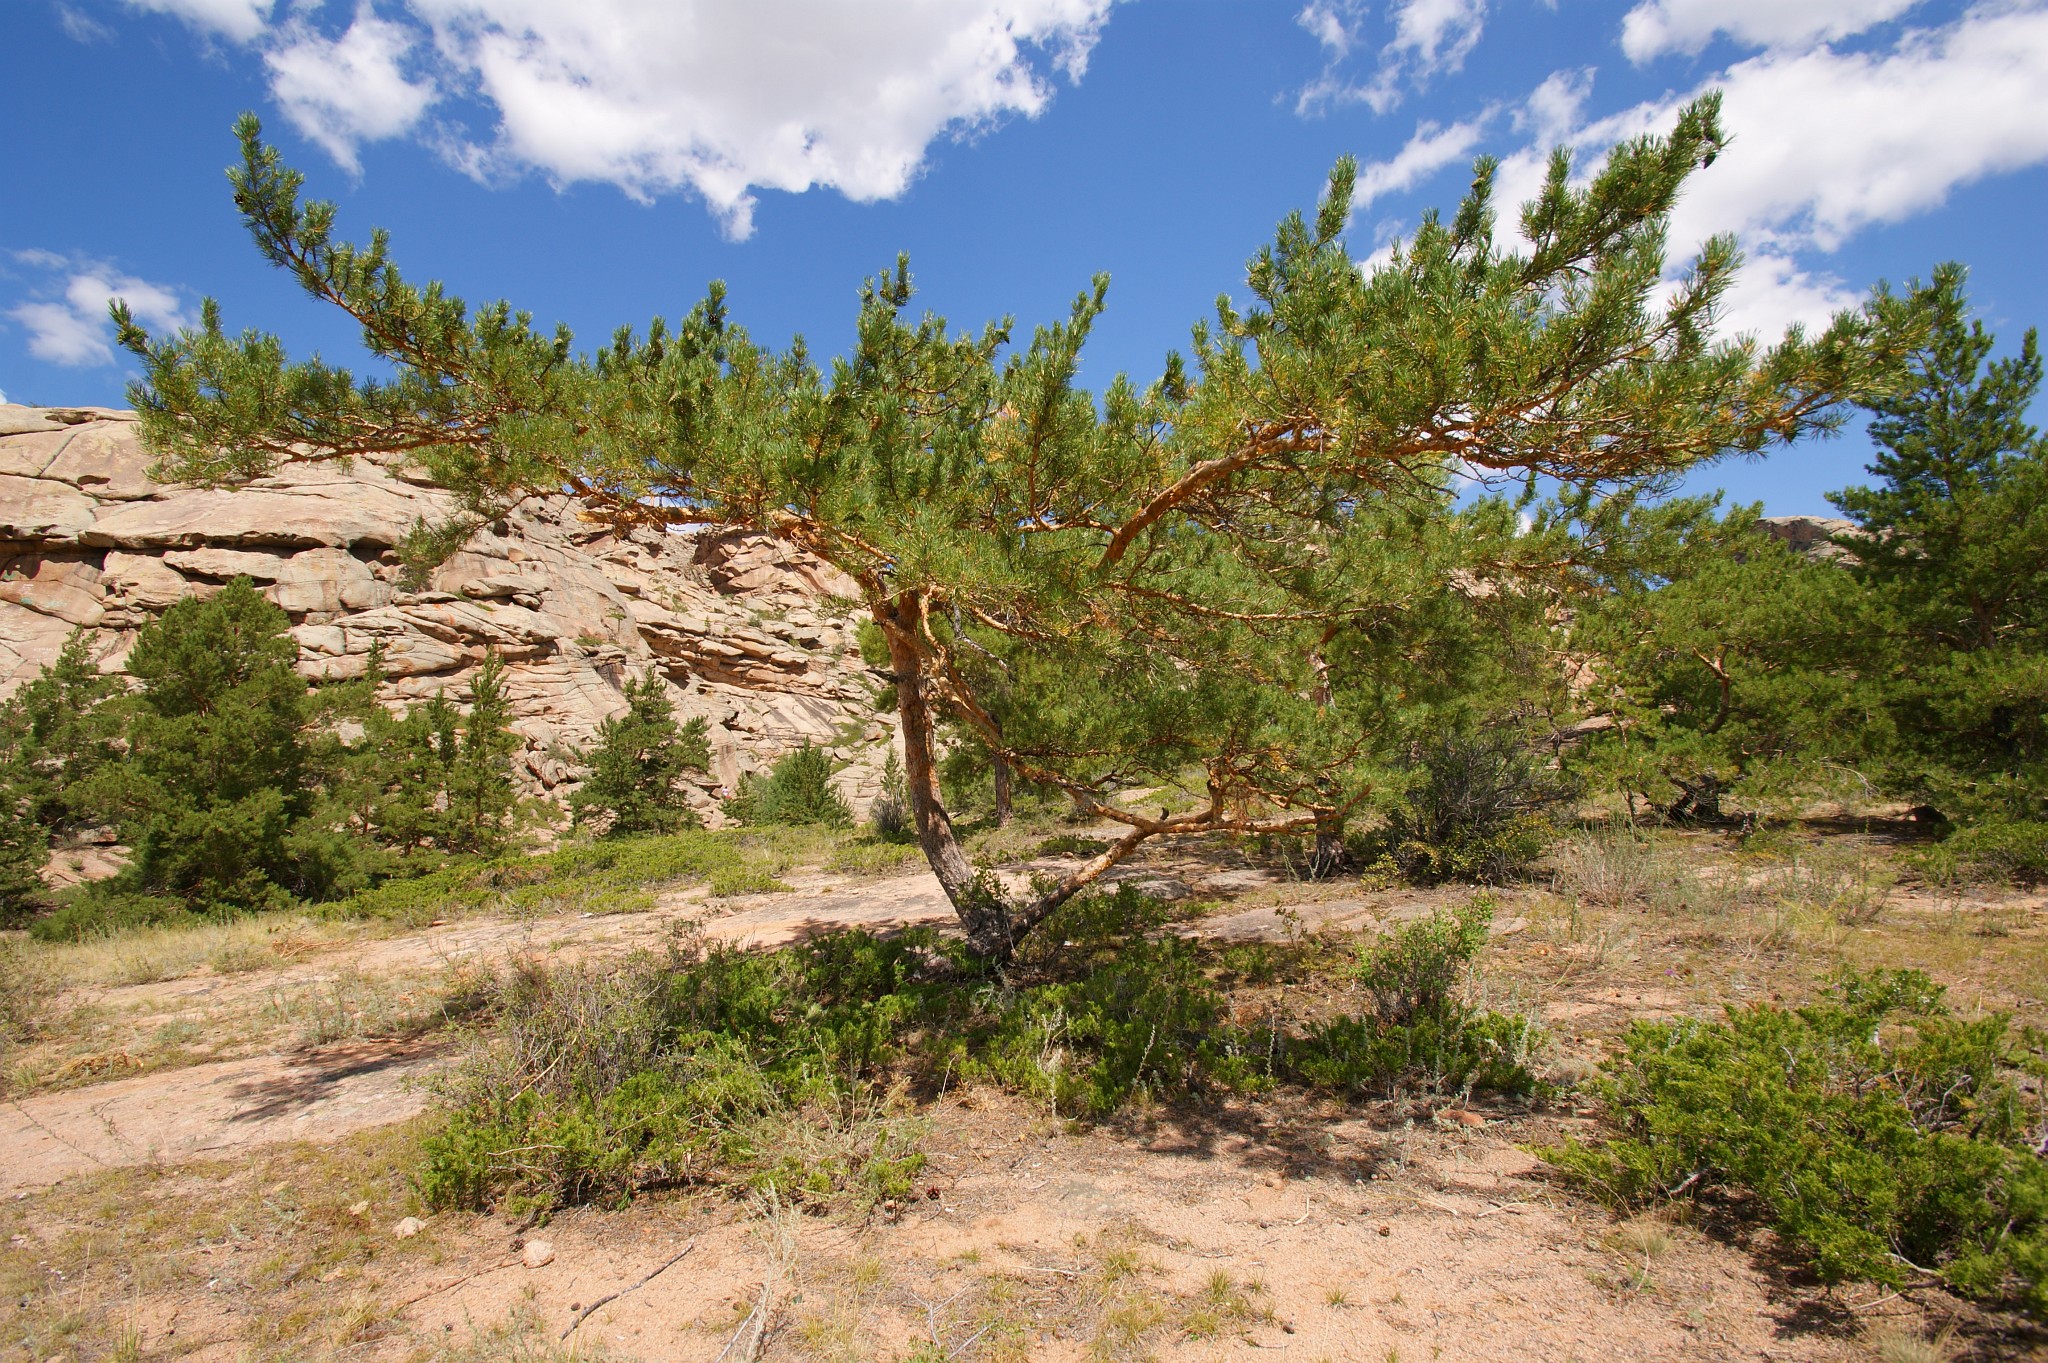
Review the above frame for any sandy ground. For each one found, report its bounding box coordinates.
[6,842,2044,1361]
[0,866,1552,1193]
[78,1092,1965,1363]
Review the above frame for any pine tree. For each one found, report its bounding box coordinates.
[0,786,47,925]
[117,102,1915,956]
[570,672,709,837]
[74,578,310,912]
[723,743,852,828]
[1831,267,2048,822]
[445,654,521,854]
[0,630,125,835]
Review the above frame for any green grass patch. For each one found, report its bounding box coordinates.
[330,831,790,926]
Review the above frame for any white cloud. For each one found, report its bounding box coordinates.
[1621,0,1924,62]
[121,0,1117,239]
[1352,115,1492,212]
[5,255,192,368]
[122,0,272,42]
[1714,252,1863,338]
[1296,0,1489,115]
[1514,67,1592,147]
[264,10,438,172]
[1592,4,2048,254]
[1371,4,2048,337]
[57,5,115,42]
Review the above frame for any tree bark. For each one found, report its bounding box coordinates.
[880,603,1012,958]
[991,728,1012,829]
[1310,810,1347,878]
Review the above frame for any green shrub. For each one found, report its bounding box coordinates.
[1366,729,1571,883]
[868,747,913,841]
[1291,1008,1540,1099]
[420,884,1547,1215]
[421,932,951,1213]
[722,743,853,828]
[1914,819,2048,887]
[29,884,190,941]
[332,831,785,926]
[1354,895,1495,1023]
[1286,894,1540,1099]
[1548,970,2048,1314]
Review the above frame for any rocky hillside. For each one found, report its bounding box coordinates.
[0,404,894,820]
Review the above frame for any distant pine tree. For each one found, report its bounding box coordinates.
[570,672,709,837]
[447,654,522,854]
[73,578,310,912]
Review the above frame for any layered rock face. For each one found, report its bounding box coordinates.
[0,405,894,819]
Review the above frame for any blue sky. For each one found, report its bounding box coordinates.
[4,0,2045,515]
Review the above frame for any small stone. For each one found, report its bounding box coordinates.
[1377,1225,1392,1237]
[393,1216,425,1240]
[347,1200,370,1217]
[521,1238,556,1269]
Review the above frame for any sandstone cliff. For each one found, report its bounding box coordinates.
[0,404,893,820]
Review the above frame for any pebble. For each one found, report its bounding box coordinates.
[393,1216,425,1239]
[522,1239,556,1269]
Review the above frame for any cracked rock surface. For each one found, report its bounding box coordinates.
[0,404,896,818]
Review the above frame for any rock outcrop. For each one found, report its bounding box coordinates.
[1758,514,1860,563]
[0,405,894,819]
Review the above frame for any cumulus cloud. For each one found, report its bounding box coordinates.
[122,0,272,42]
[5,253,193,367]
[116,0,1117,238]
[1586,4,2048,254]
[1354,4,2048,337]
[1620,0,1925,62]
[1352,116,1492,212]
[264,10,438,172]
[1296,0,1489,115]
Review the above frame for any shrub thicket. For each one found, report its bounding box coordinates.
[722,742,853,828]
[420,886,1539,1213]
[1550,970,2048,1314]
[1289,896,1540,1100]
[1366,728,1572,883]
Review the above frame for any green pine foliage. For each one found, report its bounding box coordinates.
[0,630,125,836]
[1578,269,2046,857]
[722,743,853,828]
[444,654,522,854]
[0,789,47,927]
[1549,970,2048,1314]
[117,101,1913,957]
[71,579,313,912]
[1832,268,2048,835]
[569,672,710,837]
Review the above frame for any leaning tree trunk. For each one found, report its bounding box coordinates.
[874,598,1164,962]
[879,609,1014,958]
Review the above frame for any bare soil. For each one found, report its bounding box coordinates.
[4,823,2044,1362]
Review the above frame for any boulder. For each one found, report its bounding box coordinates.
[102,552,193,611]
[271,548,390,614]
[1758,515,1860,563]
